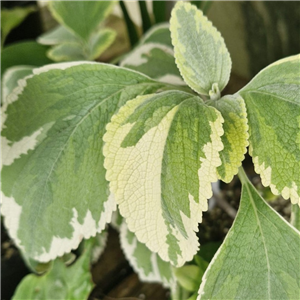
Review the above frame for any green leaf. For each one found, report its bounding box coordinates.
[170,1,231,96]
[1,62,167,262]
[47,43,86,62]
[142,23,172,47]
[12,240,95,300]
[1,41,52,76]
[239,55,300,205]
[103,91,224,266]
[175,265,203,292]
[48,1,115,42]
[120,220,176,290]
[121,43,183,85]
[198,168,300,299]
[291,204,300,231]
[2,66,34,104]
[1,6,36,46]
[88,28,116,60]
[209,94,249,182]
[38,25,78,46]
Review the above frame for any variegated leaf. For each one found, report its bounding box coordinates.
[120,221,176,290]
[103,91,224,266]
[1,62,167,262]
[170,1,231,97]
[239,55,300,205]
[198,168,300,299]
[209,94,249,182]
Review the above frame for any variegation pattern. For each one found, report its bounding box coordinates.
[103,91,224,266]
[239,55,300,205]
[209,95,249,182]
[170,1,231,96]
[120,221,176,289]
[1,62,167,262]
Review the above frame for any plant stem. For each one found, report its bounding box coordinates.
[119,1,139,48]
[138,1,152,33]
[237,166,249,185]
[290,204,300,230]
[153,1,166,24]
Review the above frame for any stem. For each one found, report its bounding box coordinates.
[119,1,139,48]
[237,166,249,185]
[139,1,152,33]
[153,1,167,24]
[290,204,300,230]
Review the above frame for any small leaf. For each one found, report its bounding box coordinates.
[121,43,183,85]
[120,220,176,290]
[170,1,231,96]
[175,265,203,292]
[198,168,300,299]
[1,62,167,262]
[142,23,172,47]
[48,1,116,41]
[12,241,95,300]
[210,94,249,182]
[47,43,86,62]
[103,91,224,266]
[38,25,78,46]
[239,54,300,205]
[1,6,36,46]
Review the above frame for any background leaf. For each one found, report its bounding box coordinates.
[170,1,231,96]
[198,168,300,299]
[48,1,115,42]
[239,54,300,205]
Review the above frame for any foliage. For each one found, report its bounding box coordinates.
[1,1,300,299]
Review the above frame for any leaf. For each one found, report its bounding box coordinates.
[89,28,116,60]
[239,54,300,205]
[38,25,78,46]
[1,62,167,262]
[1,6,36,46]
[47,43,86,62]
[175,265,203,292]
[209,94,249,182]
[170,1,231,96]
[121,43,183,85]
[88,230,108,264]
[12,240,95,300]
[2,66,34,104]
[142,23,172,47]
[120,220,176,290]
[198,168,300,299]
[103,91,224,266]
[48,1,116,42]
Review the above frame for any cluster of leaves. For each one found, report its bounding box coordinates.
[1,1,300,299]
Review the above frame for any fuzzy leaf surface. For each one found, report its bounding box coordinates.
[170,1,231,96]
[239,55,300,205]
[103,91,224,266]
[198,169,300,299]
[1,62,166,262]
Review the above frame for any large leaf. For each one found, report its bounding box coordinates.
[120,220,176,290]
[170,1,231,97]
[12,238,95,300]
[48,1,115,42]
[198,168,300,299]
[209,94,249,182]
[2,66,34,104]
[239,55,300,205]
[103,91,224,266]
[1,62,167,262]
